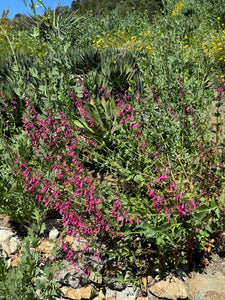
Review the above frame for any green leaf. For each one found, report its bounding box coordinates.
[13,87,21,96]
[73,119,95,133]
[135,249,142,254]
[221,193,225,205]
[193,210,207,224]
[211,198,219,209]
[74,120,85,128]
[133,174,144,183]
[126,174,134,181]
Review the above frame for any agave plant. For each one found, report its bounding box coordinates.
[69,47,101,75]
[76,48,143,96]
[74,95,116,142]
[0,52,34,97]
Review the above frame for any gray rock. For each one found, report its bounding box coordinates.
[79,274,91,286]
[54,261,76,283]
[105,288,117,298]
[107,280,126,291]
[68,269,91,286]
[68,277,80,289]
[115,286,138,300]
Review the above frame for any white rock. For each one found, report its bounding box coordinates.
[0,229,14,246]
[2,236,20,255]
[49,228,59,240]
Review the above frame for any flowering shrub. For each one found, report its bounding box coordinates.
[172,0,185,16]
[202,22,225,82]
[4,74,223,280]
[93,29,153,56]
[1,0,225,286]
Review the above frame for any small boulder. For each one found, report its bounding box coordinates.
[61,285,97,300]
[187,272,225,299]
[0,229,14,247]
[49,228,59,240]
[2,236,21,255]
[36,240,54,257]
[149,275,187,300]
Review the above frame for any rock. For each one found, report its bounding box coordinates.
[6,258,12,268]
[86,256,105,273]
[147,276,154,284]
[187,272,225,300]
[0,250,7,259]
[148,291,163,300]
[79,274,91,286]
[64,235,87,252]
[141,277,147,296]
[0,229,14,246]
[61,285,97,300]
[54,261,77,283]
[36,240,54,257]
[89,271,102,285]
[68,275,80,289]
[107,280,126,291]
[98,289,106,300]
[67,270,90,288]
[105,289,116,298]
[149,276,187,300]
[204,291,225,300]
[49,229,59,240]
[215,261,225,276]
[63,235,74,245]
[115,286,138,300]
[2,236,21,255]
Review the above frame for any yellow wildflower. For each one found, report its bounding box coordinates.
[172,0,185,16]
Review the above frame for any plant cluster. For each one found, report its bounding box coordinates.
[1,0,225,291]
[0,227,61,299]
[92,29,153,56]
[202,22,225,82]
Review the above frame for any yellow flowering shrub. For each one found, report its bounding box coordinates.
[172,0,185,16]
[93,28,153,56]
[202,22,225,81]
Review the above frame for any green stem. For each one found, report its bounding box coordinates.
[30,0,50,101]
